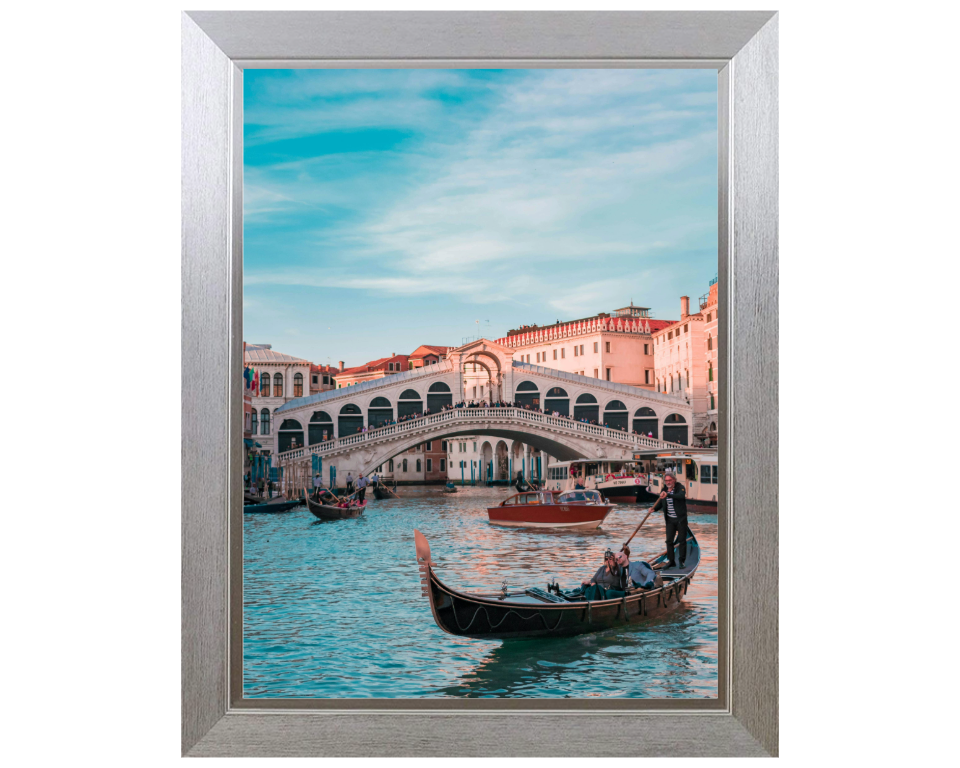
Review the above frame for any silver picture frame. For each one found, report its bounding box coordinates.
[182,11,778,757]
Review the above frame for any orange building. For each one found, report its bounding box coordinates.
[335,345,451,388]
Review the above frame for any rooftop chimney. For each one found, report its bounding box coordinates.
[680,296,690,317]
[339,361,344,371]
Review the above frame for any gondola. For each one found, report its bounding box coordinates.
[372,482,399,500]
[414,528,700,640]
[304,491,366,519]
[243,498,301,514]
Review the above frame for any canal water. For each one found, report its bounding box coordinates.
[243,486,718,699]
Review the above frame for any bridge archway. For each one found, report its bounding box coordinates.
[544,386,569,416]
[574,393,599,422]
[427,382,452,412]
[277,418,304,453]
[480,441,494,483]
[515,380,540,409]
[368,397,393,428]
[338,403,363,437]
[308,411,333,444]
[633,406,658,438]
[603,399,628,432]
[461,357,498,402]
[664,413,688,445]
[495,440,509,480]
[398,389,423,418]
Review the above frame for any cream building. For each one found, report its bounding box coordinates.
[494,304,673,391]
[652,279,720,445]
[244,344,314,456]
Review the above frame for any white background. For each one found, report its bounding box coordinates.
[2,1,953,764]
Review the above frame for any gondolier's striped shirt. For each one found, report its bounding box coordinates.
[665,493,676,518]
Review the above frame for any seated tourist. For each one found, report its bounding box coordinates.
[565,550,626,601]
[615,547,658,590]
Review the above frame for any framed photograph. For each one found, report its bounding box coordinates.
[182,11,778,757]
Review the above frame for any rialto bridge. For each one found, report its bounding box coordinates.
[273,339,693,481]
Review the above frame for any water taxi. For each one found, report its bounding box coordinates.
[546,450,719,511]
[487,489,613,529]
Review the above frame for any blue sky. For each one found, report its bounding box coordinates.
[244,69,718,368]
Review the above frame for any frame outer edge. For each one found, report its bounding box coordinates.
[181,12,233,755]
[729,13,779,757]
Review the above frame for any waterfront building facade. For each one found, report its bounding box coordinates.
[651,279,720,445]
[447,437,545,484]
[244,344,314,456]
[494,304,673,390]
[310,363,338,395]
[335,345,451,389]
[373,439,448,484]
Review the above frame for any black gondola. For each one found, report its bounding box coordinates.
[304,488,366,519]
[372,482,399,500]
[243,499,301,514]
[414,528,700,640]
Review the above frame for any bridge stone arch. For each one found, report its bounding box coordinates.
[397,388,424,417]
[357,424,596,477]
[308,410,334,445]
[573,392,599,422]
[602,399,629,431]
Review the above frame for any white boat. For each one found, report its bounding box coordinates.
[546,449,719,511]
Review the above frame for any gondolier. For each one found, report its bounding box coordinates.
[356,473,368,502]
[652,471,688,568]
[345,472,354,495]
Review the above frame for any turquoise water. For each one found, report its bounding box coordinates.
[243,486,718,699]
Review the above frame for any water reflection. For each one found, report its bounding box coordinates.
[243,485,717,699]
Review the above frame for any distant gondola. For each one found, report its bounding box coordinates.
[372,482,399,500]
[304,489,366,519]
[244,499,301,514]
[414,528,700,640]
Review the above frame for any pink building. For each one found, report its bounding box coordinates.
[700,280,719,446]
[495,304,673,389]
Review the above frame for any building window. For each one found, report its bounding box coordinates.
[273,373,283,397]
[593,342,598,353]
[606,368,611,381]
[260,408,270,435]
[574,346,578,357]
[416,459,422,473]
[594,368,599,378]
[260,374,269,396]
[706,313,712,322]
[323,375,329,385]
[561,348,565,359]
[668,331,673,340]
[440,459,446,472]
[553,349,557,360]
[707,335,713,350]
[645,370,650,385]
[312,375,317,385]
[473,441,477,452]
[441,441,447,451]
[644,344,649,355]
[425,441,432,451]
[527,354,531,363]
[388,459,394,472]
[251,411,257,433]
[294,373,303,397]
[426,458,432,472]
[605,341,610,353]
[579,344,584,355]
[684,324,689,333]
[710,394,715,409]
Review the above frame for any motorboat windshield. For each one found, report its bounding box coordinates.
[557,490,604,504]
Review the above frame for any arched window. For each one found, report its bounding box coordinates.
[603,400,628,431]
[402,459,408,473]
[663,413,688,445]
[308,411,332,444]
[516,381,539,391]
[427,381,452,410]
[368,397,393,428]
[573,392,599,421]
[260,408,270,435]
[633,406,658,438]
[278,419,304,452]
[398,389,423,417]
[428,382,451,392]
[259,374,269,396]
[293,373,303,397]
[338,403,363,437]
[251,410,257,434]
[273,373,283,397]
[575,393,597,403]
[544,386,570,416]
[707,335,713,351]
[515,381,540,408]
[388,459,394,472]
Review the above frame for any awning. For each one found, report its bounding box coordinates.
[244,439,263,448]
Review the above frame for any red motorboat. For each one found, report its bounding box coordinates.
[486,490,613,530]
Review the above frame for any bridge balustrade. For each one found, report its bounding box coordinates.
[275,406,684,464]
